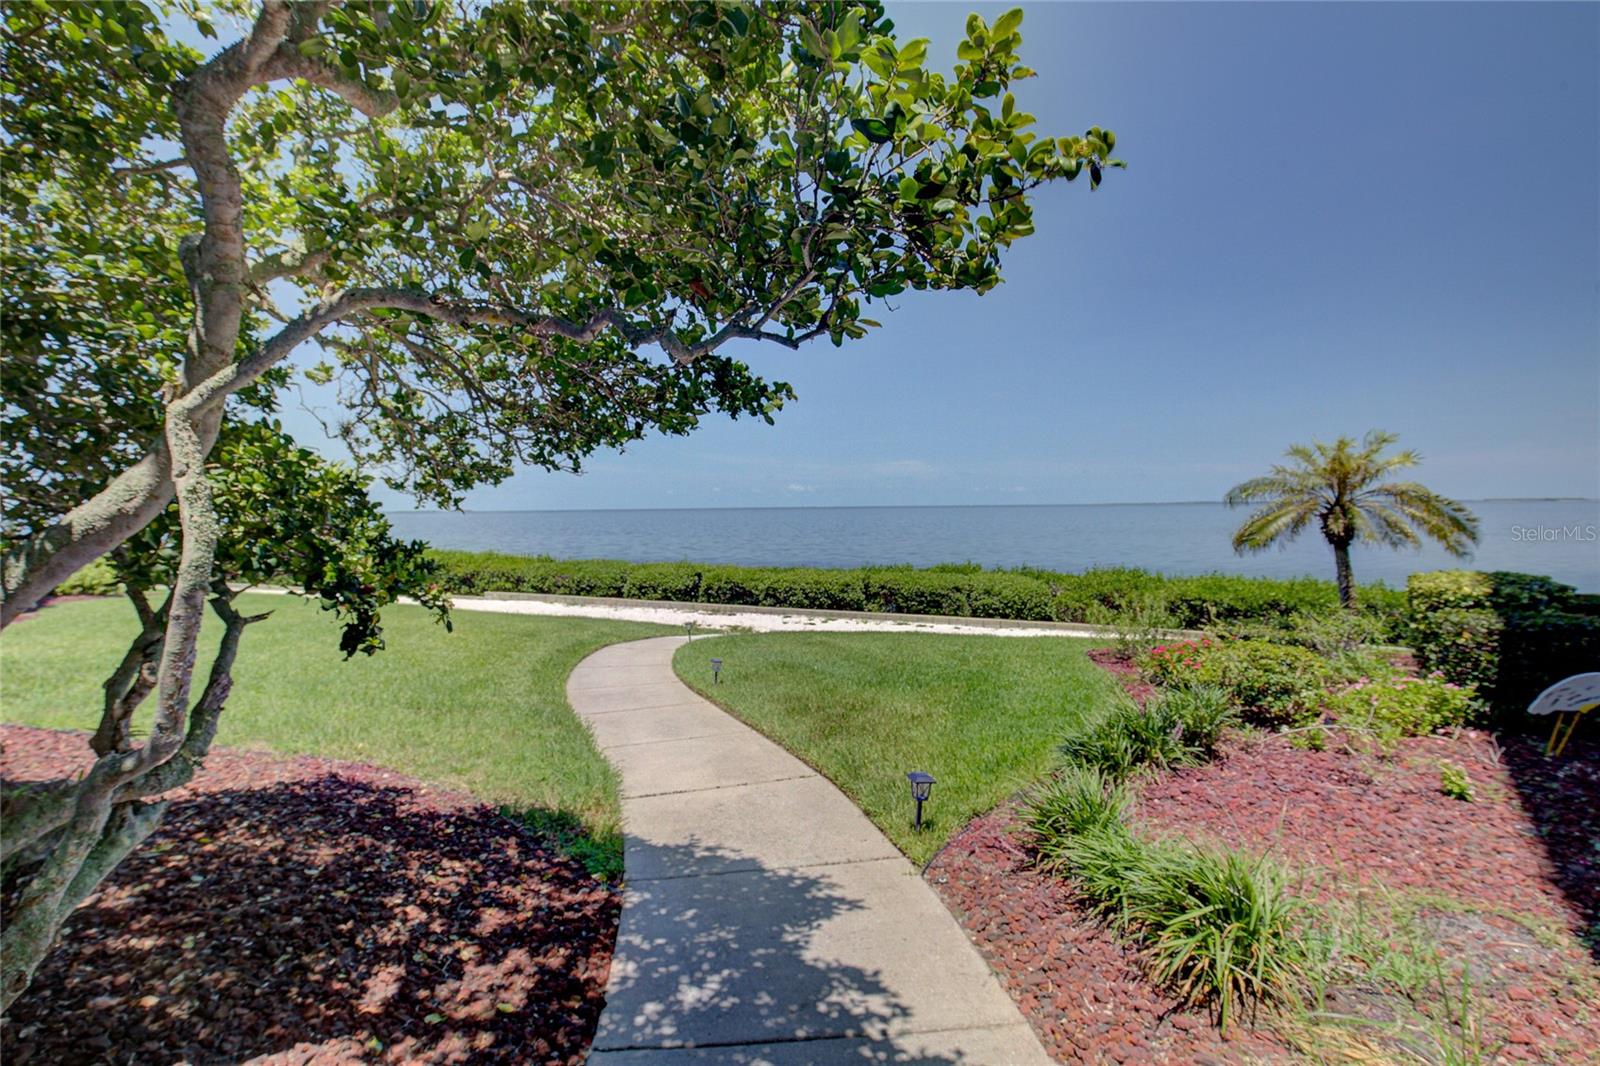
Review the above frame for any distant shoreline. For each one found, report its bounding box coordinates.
[385,497,1600,516]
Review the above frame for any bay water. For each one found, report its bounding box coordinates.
[387,499,1600,593]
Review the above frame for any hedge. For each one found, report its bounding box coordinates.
[1405,569,1600,713]
[429,550,1411,629]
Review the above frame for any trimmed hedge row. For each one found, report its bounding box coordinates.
[428,551,1404,628]
[1405,569,1600,712]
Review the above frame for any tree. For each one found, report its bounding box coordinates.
[0,0,1123,1007]
[1225,431,1479,608]
[0,421,448,1007]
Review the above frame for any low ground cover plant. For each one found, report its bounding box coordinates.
[1324,675,1481,751]
[1058,686,1235,780]
[1033,688,1304,1032]
[1024,766,1308,1032]
[1438,762,1475,802]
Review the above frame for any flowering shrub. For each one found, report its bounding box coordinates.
[1139,637,1217,687]
[1143,638,1331,728]
[1325,674,1481,750]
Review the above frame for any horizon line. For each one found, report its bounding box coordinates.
[383,496,1600,516]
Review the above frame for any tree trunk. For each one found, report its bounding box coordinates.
[1332,539,1356,609]
[0,587,266,1013]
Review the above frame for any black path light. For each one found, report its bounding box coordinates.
[710,657,723,683]
[906,771,935,830]
[684,621,696,641]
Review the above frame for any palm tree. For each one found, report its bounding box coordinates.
[1225,431,1479,608]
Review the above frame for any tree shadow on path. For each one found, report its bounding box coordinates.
[594,837,1003,1064]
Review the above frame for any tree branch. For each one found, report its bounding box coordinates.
[112,157,192,178]
[249,247,330,284]
[260,45,399,119]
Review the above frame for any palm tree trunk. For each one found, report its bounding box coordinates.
[1332,539,1356,609]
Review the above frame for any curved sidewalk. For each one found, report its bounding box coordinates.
[569,636,1052,1065]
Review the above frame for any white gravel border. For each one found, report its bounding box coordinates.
[447,593,1100,638]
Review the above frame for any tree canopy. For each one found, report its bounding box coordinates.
[4,0,1123,572]
[0,0,1122,1008]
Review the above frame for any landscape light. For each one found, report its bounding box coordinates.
[685,621,696,641]
[710,657,723,683]
[906,771,935,830]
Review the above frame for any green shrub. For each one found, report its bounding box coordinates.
[1479,571,1576,614]
[1141,638,1331,726]
[541,559,631,597]
[1290,726,1327,752]
[427,551,1408,632]
[1060,698,1180,780]
[755,568,868,611]
[1044,567,1166,620]
[1406,570,1495,613]
[693,566,764,605]
[53,558,121,597]
[1325,675,1480,750]
[1408,568,1575,616]
[861,569,970,616]
[623,562,703,602]
[1138,637,1219,688]
[1405,570,1599,712]
[963,572,1054,620]
[1208,641,1331,727]
[1408,607,1502,691]
[1086,591,1180,657]
[1500,611,1600,706]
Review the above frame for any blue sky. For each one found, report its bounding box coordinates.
[282,2,1600,511]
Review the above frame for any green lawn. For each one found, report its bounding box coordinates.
[672,631,1121,864]
[1,594,670,875]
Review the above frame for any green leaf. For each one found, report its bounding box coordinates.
[799,21,827,59]
[850,118,892,144]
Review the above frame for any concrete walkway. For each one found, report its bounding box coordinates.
[569,636,1052,1065]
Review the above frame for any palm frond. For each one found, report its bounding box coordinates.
[1352,500,1423,549]
[1364,482,1480,556]
[1224,476,1303,507]
[1227,431,1478,564]
[1231,499,1319,552]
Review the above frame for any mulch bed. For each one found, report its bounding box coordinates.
[925,651,1600,1064]
[0,725,619,1065]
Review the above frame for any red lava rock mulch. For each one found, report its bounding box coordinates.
[926,653,1600,1064]
[0,724,619,1065]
